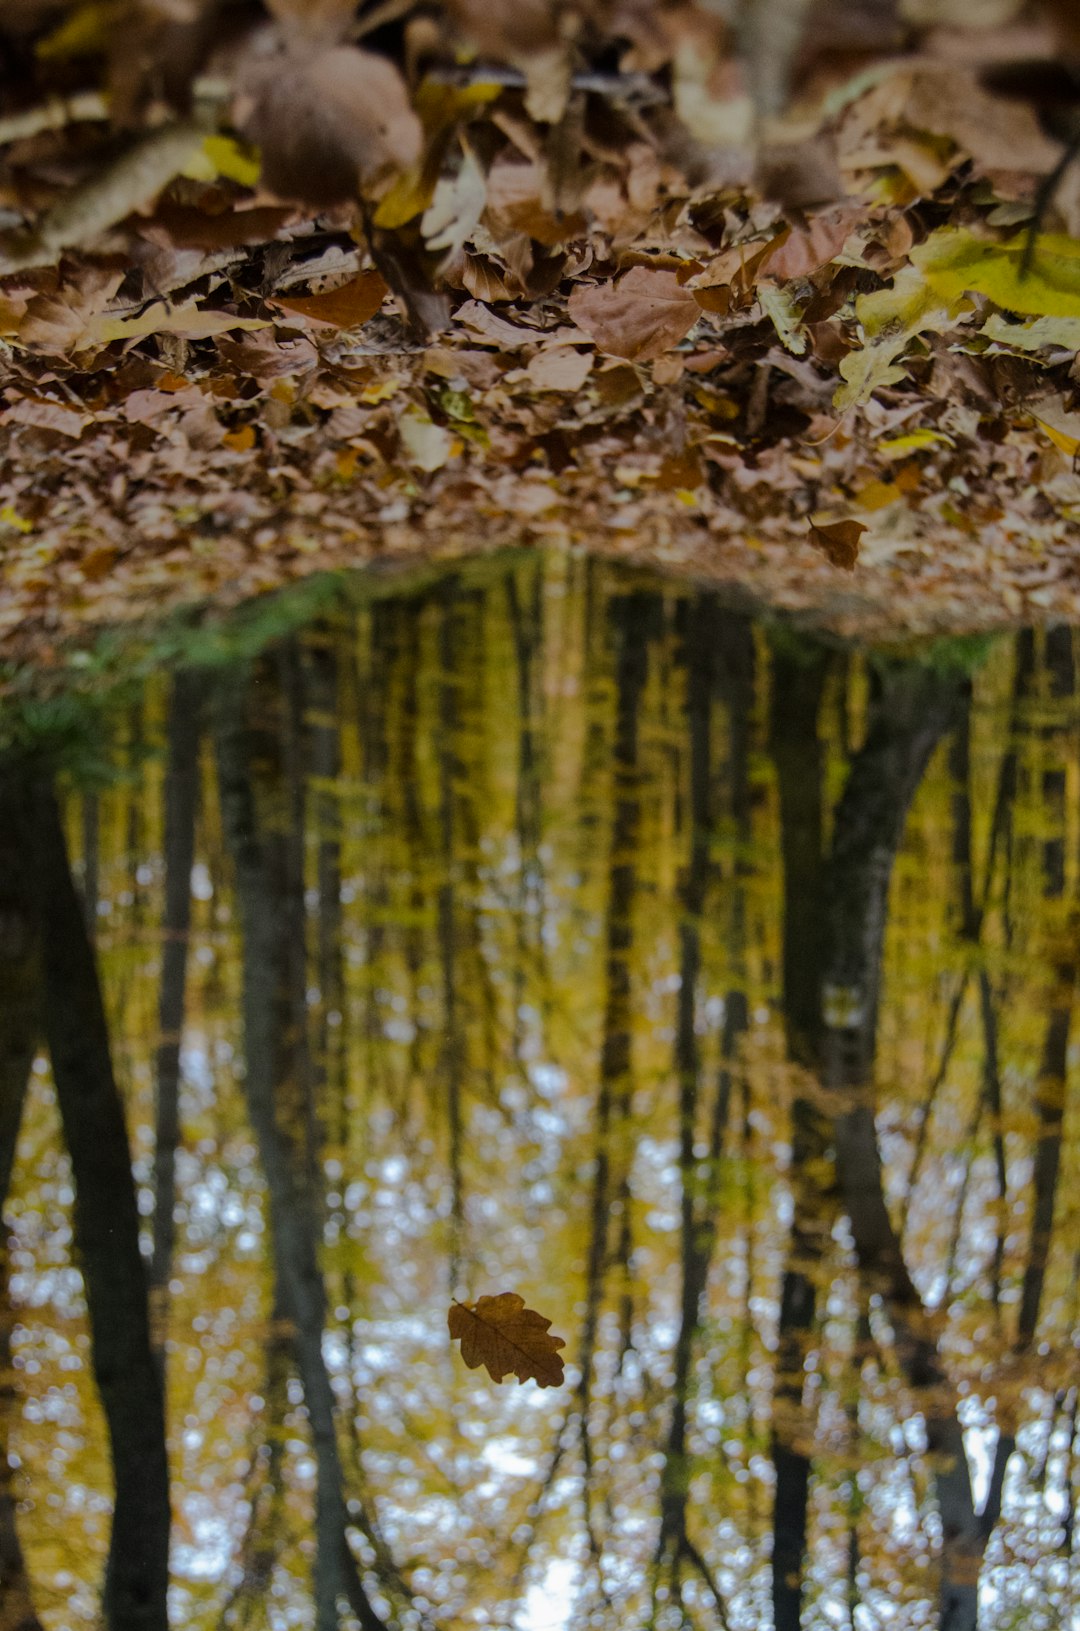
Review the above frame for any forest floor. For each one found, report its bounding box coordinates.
[6,1,1080,663]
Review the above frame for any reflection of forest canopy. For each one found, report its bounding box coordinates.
[1,557,1078,1631]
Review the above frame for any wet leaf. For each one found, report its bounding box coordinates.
[448,1293,566,1388]
[807,516,866,571]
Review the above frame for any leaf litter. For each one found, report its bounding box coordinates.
[6,2,1080,659]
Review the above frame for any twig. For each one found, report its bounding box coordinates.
[0,90,108,146]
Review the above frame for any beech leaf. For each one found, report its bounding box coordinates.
[448,1293,566,1388]
[568,268,699,363]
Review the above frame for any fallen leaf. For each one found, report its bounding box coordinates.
[808,516,866,571]
[980,312,1080,354]
[14,267,125,354]
[223,424,257,452]
[271,271,390,329]
[877,428,955,457]
[764,208,860,280]
[568,268,700,362]
[2,396,89,438]
[526,346,593,392]
[912,228,1080,320]
[144,202,296,252]
[422,145,487,259]
[448,1293,566,1388]
[835,264,966,411]
[91,303,270,344]
[399,408,454,471]
[1029,394,1080,457]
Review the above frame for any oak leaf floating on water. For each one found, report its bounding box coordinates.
[807,516,867,572]
[448,1292,566,1388]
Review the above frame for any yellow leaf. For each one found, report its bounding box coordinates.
[91,303,269,342]
[0,504,32,533]
[877,428,955,457]
[36,0,124,59]
[192,136,262,190]
[448,1292,566,1388]
[854,480,901,511]
[835,264,966,412]
[358,377,402,405]
[223,424,256,452]
[912,227,1080,319]
[1029,395,1080,457]
[980,312,1080,353]
[372,78,498,229]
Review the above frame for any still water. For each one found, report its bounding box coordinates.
[1,555,1078,1631]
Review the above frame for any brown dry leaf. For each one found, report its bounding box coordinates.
[271,271,390,329]
[568,268,699,362]
[807,516,867,571]
[764,208,861,281]
[485,158,587,248]
[448,1292,566,1388]
[265,0,360,40]
[688,236,787,304]
[145,202,297,253]
[526,346,593,391]
[460,253,516,302]
[15,266,125,354]
[240,44,423,206]
[2,396,89,438]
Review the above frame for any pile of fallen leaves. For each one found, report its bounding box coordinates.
[6,0,1080,655]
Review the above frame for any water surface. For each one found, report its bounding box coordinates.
[1,556,1078,1631]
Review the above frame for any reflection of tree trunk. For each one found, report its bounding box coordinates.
[220,1302,292,1630]
[578,593,657,1576]
[31,781,171,1631]
[771,652,970,1629]
[0,775,44,1631]
[306,634,345,1154]
[768,638,830,1631]
[1019,626,1074,1346]
[361,606,393,1116]
[984,628,1078,1555]
[812,663,991,1631]
[437,587,467,1291]
[149,671,202,1379]
[506,561,549,1064]
[655,596,733,1627]
[214,672,390,1631]
[81,790,99,941]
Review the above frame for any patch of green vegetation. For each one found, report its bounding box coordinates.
[0,549,532,781]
